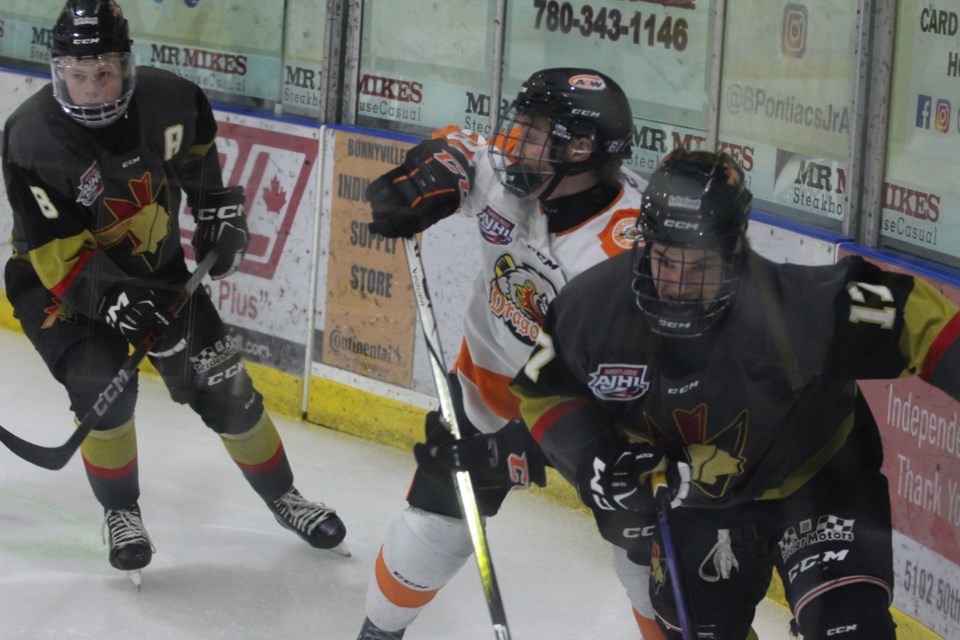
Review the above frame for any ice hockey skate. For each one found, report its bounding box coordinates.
[269,486,349,556]
[102,504,154,590]
[357,617,406,639]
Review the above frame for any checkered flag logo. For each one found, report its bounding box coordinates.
[778,515,855,561]
[818,514,855,537]
[191,347,217,371]
[778,527,799,559]
[190,336,240,373]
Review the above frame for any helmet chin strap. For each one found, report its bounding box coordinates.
[537,155,603,202]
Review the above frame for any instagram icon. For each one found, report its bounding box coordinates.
[782,3,808,58]
[935,98,951,133]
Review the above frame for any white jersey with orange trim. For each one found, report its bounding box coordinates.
[438,127,646,434]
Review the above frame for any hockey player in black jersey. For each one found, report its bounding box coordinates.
[2,0,346,584]
[509,149,960,638]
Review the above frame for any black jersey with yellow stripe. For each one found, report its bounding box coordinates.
[511,250,960,509]
[3,66,221,317]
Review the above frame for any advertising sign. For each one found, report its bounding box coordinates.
[719,1,856,224]
[503,0,713,175]
[0,1,63,65]
[883,0,960,262]
[0,1,284,101]
[281,0,328,117]
[178,112,321,374]
[847,247,960,637]
[322,131,417,386]
[357,1,498,135]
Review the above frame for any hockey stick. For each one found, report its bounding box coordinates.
[652,471,697,640]
[0,251,218,470]
[402,236,512,640]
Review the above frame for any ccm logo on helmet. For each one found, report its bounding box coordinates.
[663,219,700,230]
[74,37,101,45]
[569,74,606,90]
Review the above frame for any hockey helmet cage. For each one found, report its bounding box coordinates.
[490,68,633,198]
[50,0,136,128]
[633,149,752,337]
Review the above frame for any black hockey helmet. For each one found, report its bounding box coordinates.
[50,0,136,128]
[490,68,633,199]
[633,149,752,337]
[51,0,132,59]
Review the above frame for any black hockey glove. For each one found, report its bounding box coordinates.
[366,138,473,238]
[192,186,248,280]
[98,286,187,357]
[577,435,691,515]
[413,415,547,490]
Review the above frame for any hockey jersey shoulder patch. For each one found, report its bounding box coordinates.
[76,161,104,207]
[478,206,517,245]
[588,363,651,401]
[599,208,641,256]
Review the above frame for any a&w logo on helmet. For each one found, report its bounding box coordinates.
[568,74,606,90]
[588,364,650,401]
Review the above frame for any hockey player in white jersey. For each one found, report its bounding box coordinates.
[357,68,665,639]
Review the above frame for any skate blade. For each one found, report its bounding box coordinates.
[127,570,143,591]
[326,541,351,558]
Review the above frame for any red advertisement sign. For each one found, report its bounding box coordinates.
[845,248,960,565]
[179,119,318,280]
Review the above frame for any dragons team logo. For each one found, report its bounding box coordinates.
[488,253,557,345]
[588,364,650,401]
[95,172,171,264]
[646,403,748,499]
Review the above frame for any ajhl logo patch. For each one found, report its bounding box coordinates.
[588,363,650,401]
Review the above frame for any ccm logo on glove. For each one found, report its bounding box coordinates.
[196,203,243,221]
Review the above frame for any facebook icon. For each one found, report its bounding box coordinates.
[917,95,932,129]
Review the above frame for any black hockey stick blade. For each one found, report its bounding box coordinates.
[652,471,698,640]
[402,236,512,640]
[0,251,219,470]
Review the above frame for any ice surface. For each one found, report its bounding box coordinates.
[0,328,793,639]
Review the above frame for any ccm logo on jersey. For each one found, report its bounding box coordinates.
[786,549,849,583]
[667,380,700,395]
[826,625,858,636]
[93,369,132,417]
[588,364,650,401]
[206,362,244,386]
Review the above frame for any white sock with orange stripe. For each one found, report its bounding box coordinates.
[364,506,474,632]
